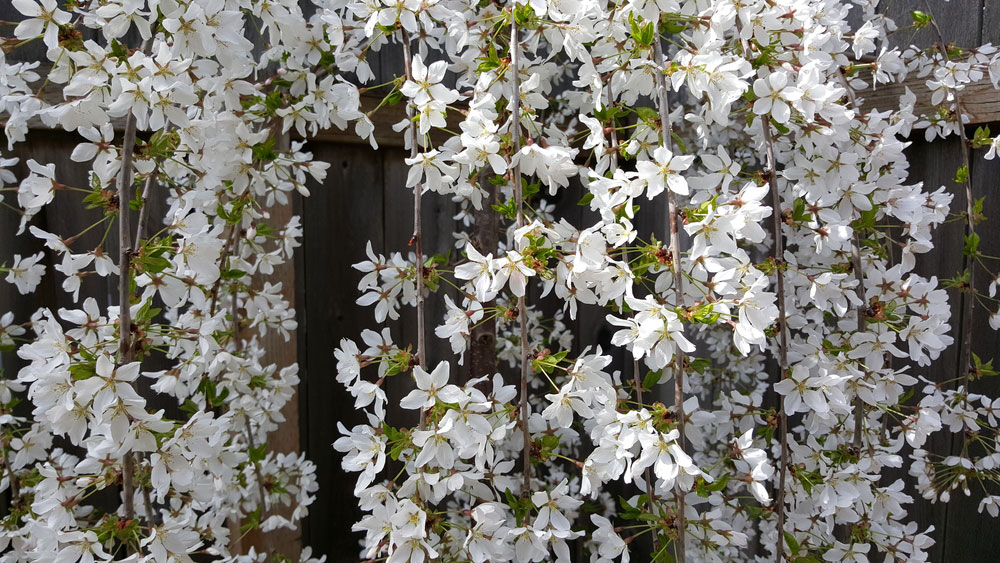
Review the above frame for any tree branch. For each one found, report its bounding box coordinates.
[652,25,686,563]
[509,11,532,499]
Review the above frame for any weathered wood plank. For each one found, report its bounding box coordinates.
[298,141,385,558]
[856,74,1000,125]
[237,134,302,560]
[940,125,1000,562]
[892,137,967,563]
[856,0,998,125]
[940,6,1000,560]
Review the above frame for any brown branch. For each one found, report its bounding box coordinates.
[134,125,172,244]
[609,75,661,553]
[115,40,150,523]
[141,453,156,524]
[761,122,791,563]
[2,435,19,503]
[835,70,872,454]
[244,419,276,561]
[401,34,427,378]
[509,12,532,500]
[652,25,686,563]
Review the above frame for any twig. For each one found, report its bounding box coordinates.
[1,435,20,503]
[468,170,498,384]
[761,121,791,563]
[733,26,791,561]
[115,39,151,523]
[652,24,686,563]
[134,125,172,244]
[611,77,661,553]
[835,70,871,453]
[510,10,532,499]
[245,419,276,560]
[401,34,427,378]
[141,453,156,524]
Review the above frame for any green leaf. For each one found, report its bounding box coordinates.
[180,399,200,415]
[661,14,686,34]
[972,125,993,148]
[514,4,535,26]
[69,362,97,381]
[109,39,129,60]
[577,192,595,206]
[533,350,569,376]
[851,206,877,233]
[691,303,721,324]
[689,357,711,374]
[145,128,179,159]
[642,370,662,390]
[954,164,970,185]
[477,43,502,73]
[628,13,655,47]
[134,300,161,324]
[248,443,267,463]
[635,106,659,122]
[384,90,404,107]
[910,10,932,28]
[492,199,517,221]
[783,531,800,555]
[252,137,278,163]
[972,353,999,378]
[963,232,981,257]
[505,488,535,526]
[792,198,810,223]
[670,130,687,154]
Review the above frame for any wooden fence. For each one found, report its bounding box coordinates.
[2,1,1000,561]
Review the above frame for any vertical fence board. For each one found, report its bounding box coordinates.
[299,142,385,558]
[941,128,1000,561]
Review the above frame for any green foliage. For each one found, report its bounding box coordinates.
[197,377,230,408]
[910,10,932,29]
[972,125,993,148]
[505,489,535,526]
[954,164,970,185]
[629,13,655,47]
[383,424,412,461]
[532,350,569,376]
[477,44,502,73]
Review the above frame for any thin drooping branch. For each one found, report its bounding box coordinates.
[115,50,145,523]
[2,437,19,503]
[134,125,172,244]
[141,453,156,524]
[733,26,791,560]
[761,122,791,563]
[652,25,685,562]
[609,77,660,553]
[835,70,871,452]
[849,234,867,450]
[244,419,277,561]
[402,34,427,372]
[925,2,977,395]
[509,13,531,498]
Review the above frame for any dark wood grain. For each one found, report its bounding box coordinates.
[298,142,385,558]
